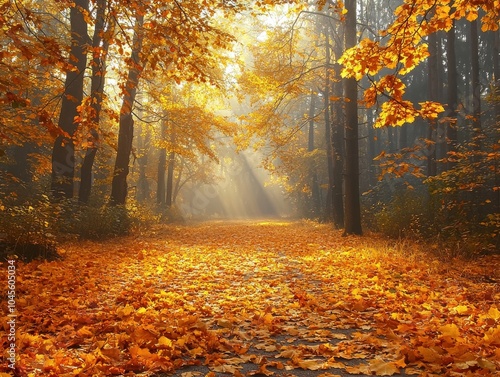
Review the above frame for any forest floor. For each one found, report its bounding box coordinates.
[1,220,499,377]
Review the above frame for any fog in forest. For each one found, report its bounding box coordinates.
[169,149,291,219]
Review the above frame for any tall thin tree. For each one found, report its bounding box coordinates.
[308,90,321,216]
[446,24,458,169]
[470,19,481,140]
[332,23,345,228]
[165,133,176,208]
[79,0,109,203]
[342,0,362,235]
[50,0,89,199]
[110,14,144,205]
[427,30,438,177]
[157,119,167,206]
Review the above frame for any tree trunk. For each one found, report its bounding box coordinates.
[366,108,376,187]
[342,0,362,235]
[494,30,500,214]
[109,14,144,205]
[51,0,89,199]
[493,30,500,121]
[79,0,108,204]
[323,29,334,222]
[332,22,345,228]
[470,19,481,140]
[332,77,345,228]
[136,123,150,202]
[308,90,320,216]
[446,25,458,170]
[387,126,394,152]
[166,128,175,208]
[79,130,99,203]
[399,124,407,150]
[173,158,184,203]
[157,120,167,205]
[427,30,438,177]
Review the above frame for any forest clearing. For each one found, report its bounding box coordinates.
[1,221,499,377]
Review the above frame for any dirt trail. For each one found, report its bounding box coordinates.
[1,220,499,376]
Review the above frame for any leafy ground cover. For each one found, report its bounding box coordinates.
[1,220,499,377]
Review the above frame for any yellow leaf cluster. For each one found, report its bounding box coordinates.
[375,100,417,128]
[340,0,499,128]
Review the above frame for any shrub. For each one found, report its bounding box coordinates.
[158,204,185,223]
[0,195,55,244]
[69,204,131,240]
[371,190,435,239]
[0,194,60,261]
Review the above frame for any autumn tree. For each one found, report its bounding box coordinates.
[78,0,111,204]
[445,24,458,170]
[109,0,239,205]
[235,5,338,218]
[156,89,236,211]
[427,29,439,177]
[109,12,144,205]
[50,0,89,199]
[0,1,68,147]
[341,0,362,235]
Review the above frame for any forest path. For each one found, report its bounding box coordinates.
[1,220,499,376]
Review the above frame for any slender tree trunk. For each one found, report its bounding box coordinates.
[324,29,334,222]
[446,25,458,170]
[308,90,320,216]
[493,30,500,121]
[173,158,184,203]
[79,0,108,203]
[342,0,362,235]
[399,124,407,150]
[136,123,150,202]
[79,129,99,203]
[51,0,89,199]
[110,14,144,205]
[427,31,438,177]
[165,150,175,207]
[157,120,167,205]
[332,78,345,228]
[166,127,175,208]
[494,30,500,214]
[387,126,394,152]
[366,108,376,187]
[470,20,481,140]
[332,22,345,228]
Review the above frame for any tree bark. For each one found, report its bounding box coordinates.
[470,20,481,139]
[332,22,345,228]
[166,127,175,208]
[79,0,108,204]
[493,30,500,121]
[110,14,144,205]
[332,78,345,228]
[332,96,345,227]
[51,0,89,199]
[446,25,458,170]
[323,29,334,222]
[427,30,438,177]
[157,120,167,205]
[342,0,362,235]
[308,90,320,216]
[136,123,150,202]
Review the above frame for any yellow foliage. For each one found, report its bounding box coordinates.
[340,0,499,127]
